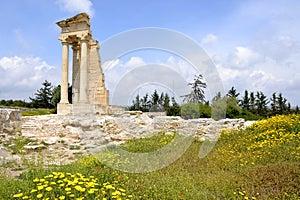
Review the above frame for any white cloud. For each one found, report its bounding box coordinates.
[124,57,146,67]
[255,35,300,62]
[102,59,120,71]
[165,56,196,82]
[0,56,59,100]
[212,43,300,105]
[201,34,218,44]
[230,46,261,68]
[56,0,94,17]
[103,56,196,105]
[249,70,276,89]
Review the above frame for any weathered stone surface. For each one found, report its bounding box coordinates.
[0,112,256,176]
[24,144,46,150]
[0,109,21,137]
[20,113,252,153]
[56,13,110,114]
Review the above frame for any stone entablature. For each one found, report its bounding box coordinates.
[56,13,109,114]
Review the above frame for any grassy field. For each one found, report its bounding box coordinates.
[0,114,299,199]
[21,108,54,116]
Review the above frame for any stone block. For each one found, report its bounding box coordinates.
[57,103,72,115]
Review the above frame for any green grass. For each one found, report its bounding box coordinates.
[0,114,299,199]
[21,108,54,116]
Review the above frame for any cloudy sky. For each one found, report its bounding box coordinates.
[0,0,299,106]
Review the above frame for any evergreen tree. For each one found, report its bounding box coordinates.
[227,86,240,99]
[240,90,250,110]
[51,84,72,112]
[141,93,150,111]
[270,92,277,115]
[226,96,241,118]
[181,74,207,103]
[151,90,160,106]
[52,85,61,107]
[130,94,141,111]
[255,91,269,116]
[29,80,54,108]
[163,93,170,110]
[249,92,256,113]
[171,97,179,107]
[295,105,299,114]
[158,92,165,107]
[277,93,287,114]
[166,97,180,116]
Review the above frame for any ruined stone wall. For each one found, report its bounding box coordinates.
[0,109,21,135]
[86,40,109,107]
[20,114,255,148]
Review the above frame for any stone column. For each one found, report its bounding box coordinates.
[60,40,69,104]
[72,43,80,103]
[79,36,89,102]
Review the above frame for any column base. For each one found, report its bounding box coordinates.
[72,103,94,114]
[57,103,71,115]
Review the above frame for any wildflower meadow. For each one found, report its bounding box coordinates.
[0,114,299,199]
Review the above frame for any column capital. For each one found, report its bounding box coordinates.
[79,32,91,41]
[58,35,70,44]
[71,42,80,51]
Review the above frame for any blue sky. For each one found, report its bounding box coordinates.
[0,0,299,106]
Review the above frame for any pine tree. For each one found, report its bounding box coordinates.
[158,92,165,107]
[29,80,54,108]
[166,97,180,116]
[141,93,150,111]
[181,74,207,103]
[249,92,256,113]
[227,86,240,99]
[270,92,277,115]
[151,90,160,106]
[295,105,299,114]
[277,93,287,114]
[240,90,250,110]
[130,94,141,111]
[163,93,170,110]
[255,91,269,116]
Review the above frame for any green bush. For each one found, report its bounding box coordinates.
[181,103,199,119]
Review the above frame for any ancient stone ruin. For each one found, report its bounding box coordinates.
[56,13,109,114]
[0,109,21,135]
[0,107,255,176]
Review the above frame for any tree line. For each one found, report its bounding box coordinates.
[0,80,70,113]
[212,86,299,120]
[129,75,299,120]
[1,78,299,119]
[129,90,181,116]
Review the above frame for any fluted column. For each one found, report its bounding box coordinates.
[60,41,69,104]
[79,37,89,102]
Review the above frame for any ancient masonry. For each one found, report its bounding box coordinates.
[56,13,110,114]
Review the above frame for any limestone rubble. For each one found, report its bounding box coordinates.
[0,109,255,176]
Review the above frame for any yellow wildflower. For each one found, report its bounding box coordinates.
[13,193,23,198]
[37,185,44,190]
